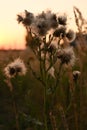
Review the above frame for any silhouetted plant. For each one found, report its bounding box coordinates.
[4,58,27,130]
[16,9,78,130]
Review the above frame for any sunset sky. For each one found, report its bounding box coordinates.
[0,0,87,49]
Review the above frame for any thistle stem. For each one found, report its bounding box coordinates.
[44,84,48,130]
[6,79,20,130]
[12,95,20,130]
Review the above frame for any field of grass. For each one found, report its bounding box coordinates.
[0,40,87,130]
[0,49,47,130]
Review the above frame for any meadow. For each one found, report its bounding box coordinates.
[0,7,87,130]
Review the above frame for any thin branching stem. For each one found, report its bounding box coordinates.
[27,60,45,86]
[53,63,63,93]
[68,66,79,130]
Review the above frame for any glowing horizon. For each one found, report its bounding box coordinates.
[0,0,87,49]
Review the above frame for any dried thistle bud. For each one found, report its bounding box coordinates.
[66,29,76,42]
[49,14,58,28]
[73,70,81,81]
[58,15,67,25]
[53,25,66,37]
[57,47,75,66]
[17,10,34,26]
[36,19,48,36]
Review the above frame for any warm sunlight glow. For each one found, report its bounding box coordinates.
[0,0,87,49]
[0,25,26,49]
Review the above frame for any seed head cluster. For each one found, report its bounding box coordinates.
[17,10,76,45]
[17,10,58,36]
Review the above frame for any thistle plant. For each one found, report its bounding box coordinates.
[17,10,77,130]
[4,58,27,130]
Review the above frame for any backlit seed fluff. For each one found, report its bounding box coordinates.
[4,58,27,78]
[57,47,75,66]
[66,29,76,42]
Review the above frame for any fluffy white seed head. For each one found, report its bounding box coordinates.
[4,58,27,78]
[57,47,76,66]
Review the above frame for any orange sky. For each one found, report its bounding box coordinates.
[0,0,87,49]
